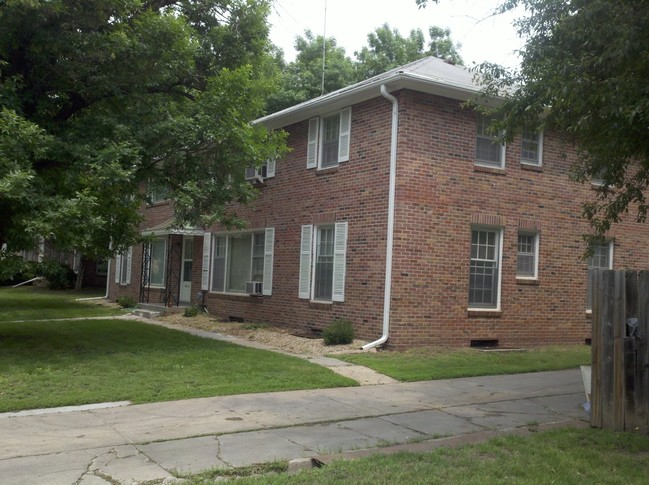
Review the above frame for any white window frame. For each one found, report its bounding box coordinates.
[468,226,503,310]
[299,222,348,302]
[306,107,351,170]
[475,115,506,169]
[587,241,614,311]
[516,231,539,280]
[521,130,543,166]
[591,168,609,187]
[205,228,274,296]
[245,159,276,182]
[147,179,169,204]
[114,247,132,285]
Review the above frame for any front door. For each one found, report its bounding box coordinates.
[179,236,194,303]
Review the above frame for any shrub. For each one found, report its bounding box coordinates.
[116,295,136,308]
[38,260,76,289]
[183,305,199,317]
[0,256,32,285]
[323,319,355,346]
[0,257,75,289]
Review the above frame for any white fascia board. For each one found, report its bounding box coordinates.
[256,72,502,131]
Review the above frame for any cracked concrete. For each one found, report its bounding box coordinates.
[0,369,587,484]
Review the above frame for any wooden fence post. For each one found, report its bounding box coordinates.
[638,271,649,433]
[591,269,602,428]
[591,270,649,434]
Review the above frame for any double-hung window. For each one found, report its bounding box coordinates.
[521,131,543,166]
[587,241,613,310]
[517,232,539,279]
[148,179,169,204]
[245,159,276,182]
[475,115,505,169]
[307,108,352,170]
[203,228,274,295]
[469,228,503,309]
[114,247,132,285]
[299,222,348,302]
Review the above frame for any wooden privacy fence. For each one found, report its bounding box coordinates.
[591,270,649,433]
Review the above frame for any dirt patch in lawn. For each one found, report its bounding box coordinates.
[159,312,370,357]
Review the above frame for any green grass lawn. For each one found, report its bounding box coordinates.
[0,319,356,412]
[187,427,649,484]
[335,345,591,382]
[0,286,124,322]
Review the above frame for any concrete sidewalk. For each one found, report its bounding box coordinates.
[0,369,587,484]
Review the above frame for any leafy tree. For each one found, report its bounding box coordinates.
[268,24,462,113]
[266,30,356,113]
[427,26,463,65]
[419,0,649,241]
[0,0,285,269]
[355,23,462,79]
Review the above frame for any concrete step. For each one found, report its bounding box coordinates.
[132,309,162,319]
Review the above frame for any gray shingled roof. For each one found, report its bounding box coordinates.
[256,56,481,130]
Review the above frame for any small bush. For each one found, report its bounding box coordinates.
[183,305,199,317]
[38,260,76,289]
[323,319,355,346]
[0,257,75,289]
[0,256,33,285]
[116,295,136,308]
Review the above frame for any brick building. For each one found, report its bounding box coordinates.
[109,57,648,349]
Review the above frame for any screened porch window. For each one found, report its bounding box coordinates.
[149,238,167,287]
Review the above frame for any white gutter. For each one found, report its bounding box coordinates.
[256,71,481,130]
[363,84,399,350]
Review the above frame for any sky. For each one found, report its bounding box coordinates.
[269,0,525,69]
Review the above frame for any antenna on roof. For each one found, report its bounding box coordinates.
[321,0,327,95]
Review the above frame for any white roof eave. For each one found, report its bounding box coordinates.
[256,72,502,131]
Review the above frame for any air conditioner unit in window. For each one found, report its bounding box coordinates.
[245,281,263,296]
[245,165,267,184]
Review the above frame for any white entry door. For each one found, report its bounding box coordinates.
[180,237,194,303]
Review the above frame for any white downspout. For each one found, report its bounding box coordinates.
[363,84,398,350]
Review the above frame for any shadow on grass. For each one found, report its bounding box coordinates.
[0,319,357,413]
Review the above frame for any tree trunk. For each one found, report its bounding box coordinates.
[75,259,86,291]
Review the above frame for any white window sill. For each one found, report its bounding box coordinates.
[520,161,543,171]
[474,161,504,169]
[209,291,255,297]
[585,309,592,315]
[467,308,502,318]
[516,277,539,285]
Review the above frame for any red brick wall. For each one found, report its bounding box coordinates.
[110,89,649,349]
[387,90,649,348]
[200,96,394,339]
